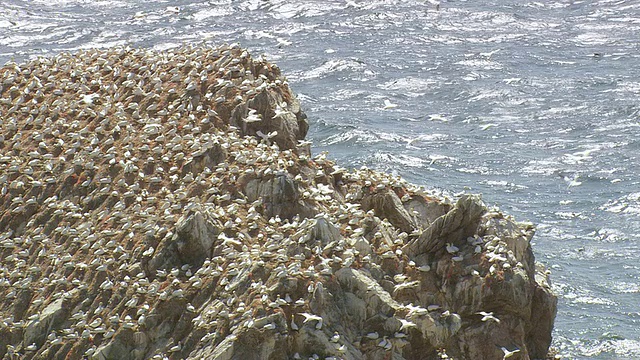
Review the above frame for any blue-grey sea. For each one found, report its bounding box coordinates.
[1,0,639,358]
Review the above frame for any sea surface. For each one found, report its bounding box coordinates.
[1,0,640,358]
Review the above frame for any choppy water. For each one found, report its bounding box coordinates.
[2,0,640,358]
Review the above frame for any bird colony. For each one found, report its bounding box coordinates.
[0,44,556,360]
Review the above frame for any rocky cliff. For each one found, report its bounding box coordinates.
[0,44,556,360]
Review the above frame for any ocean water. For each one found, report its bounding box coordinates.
[1,0,640,358]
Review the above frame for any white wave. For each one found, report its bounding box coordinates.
[455,58,503,70]
[191,8,235,21]
[580,339,640,358]
[299,58,368,80]
[601,192,640,216]
[372,152,429,168]
[609,281,640,294]
[589,227,627,243]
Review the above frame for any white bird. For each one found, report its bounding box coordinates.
[486,252,507,263]
[501,346,521,359]
[330,332,340,343]
[377,336,392,350]
[428,114,447,122]
[480,123,497,131]
[125,297,138,308]
[382,99,398,110]
[299,312,323,329]
[243,109,262,123]
[489,264,497,275]
[446,243,459,254]
[477,311,500,323]
[564,175,582,188]
[256,130,278,143]
[480,49,501,59]
[81,93,99,105]
[273,104,291,118]
[406,303,429,316]
[398,318,417,332]
[165,6,180,14]
[276,38,292,47]
[297,139,313,147]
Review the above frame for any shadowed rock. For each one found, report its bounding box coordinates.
[361,189,416,234]
[292,215,342,247]
[147,208,222,274]
[242,172,315,220]
[402,194,486,259]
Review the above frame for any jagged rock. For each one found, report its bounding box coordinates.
[181,143,227,177]
[91,329,145,360]
[361,188,416,234]
[189,314,288,360]
[232,86,308,150]
[241,172,315,220]
[402,194,486,259]
[401,194,451,229]
[147,208,222,274]
[292,215,342,247]
[529,265,558,358]
[0,45,556,360]
[23,298,66,349]
[336,268,403,318]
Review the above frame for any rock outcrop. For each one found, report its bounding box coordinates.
[0,44,556,360]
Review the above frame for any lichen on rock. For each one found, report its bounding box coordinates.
[0,44,556,360]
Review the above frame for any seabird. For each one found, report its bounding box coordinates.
[500,346,521,359]
[382,99,398,110]
[477,311,500,323]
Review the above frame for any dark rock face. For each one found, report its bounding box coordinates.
[0,45,556,360]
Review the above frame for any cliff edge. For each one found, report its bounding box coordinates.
[0,44,556,360]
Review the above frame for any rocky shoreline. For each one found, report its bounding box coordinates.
[0,44,556,359]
